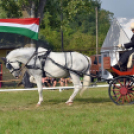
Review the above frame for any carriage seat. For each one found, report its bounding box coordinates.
[127,52,134,68]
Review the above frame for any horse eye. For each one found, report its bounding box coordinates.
[6,63,12,70]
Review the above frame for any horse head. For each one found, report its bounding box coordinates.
[1,57,21,78]
[3,47,36,78]
[6,61,21,78]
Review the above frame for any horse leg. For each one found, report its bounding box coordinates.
[80,69,90,96]
[29,76,37,84]
[66,71,82,105]
[34,76,43,106]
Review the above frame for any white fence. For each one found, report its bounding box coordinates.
[0,84,109,92]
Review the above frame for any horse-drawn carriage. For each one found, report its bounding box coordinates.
[103,55,134,105]
[101,18,134,105]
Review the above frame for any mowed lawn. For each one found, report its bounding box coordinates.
[0,88,134,134]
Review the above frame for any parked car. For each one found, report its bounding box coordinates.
[90,55,101,82]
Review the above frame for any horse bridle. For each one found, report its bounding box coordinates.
[6,62,21,74]
[5,49,38,76]
[6,50,51,76]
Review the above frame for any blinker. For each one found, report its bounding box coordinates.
[6,63,13,70]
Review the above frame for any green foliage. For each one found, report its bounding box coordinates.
[40,0,113,56]
[0,0,22,18]
[0,1,7,18]
[39,12,61,50]
[0,0,40,18]
[67,32,96,55]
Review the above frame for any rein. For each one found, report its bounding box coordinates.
[16,50,51,78]
[19,50,37,72]
[46,56,96,77]
[25,51,97,78]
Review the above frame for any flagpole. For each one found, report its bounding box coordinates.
[95,7,98,55]
[61,0,64,52]
[35,17,40,52]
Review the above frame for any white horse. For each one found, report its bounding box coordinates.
[3,47,91,106]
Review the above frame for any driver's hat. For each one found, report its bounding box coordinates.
[130,23,134,30]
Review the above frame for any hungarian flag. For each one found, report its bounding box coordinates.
[0,18,39,40]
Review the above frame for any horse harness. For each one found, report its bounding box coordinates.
[6,50,51,77]
[23,50,51,77]
[25,50,51,69]
[6,50,92,78]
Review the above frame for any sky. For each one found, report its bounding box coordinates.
[101,0,134,38]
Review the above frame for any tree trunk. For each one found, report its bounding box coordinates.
[37,0,47,23]
[31,1,35,18]
[22,0,47,48]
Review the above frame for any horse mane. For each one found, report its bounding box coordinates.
[6,47,48,60]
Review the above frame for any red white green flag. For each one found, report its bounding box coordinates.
[0,18,39,40]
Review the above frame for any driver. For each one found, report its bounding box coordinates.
[113,22,134,71]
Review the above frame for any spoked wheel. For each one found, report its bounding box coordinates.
[109,76,134,105]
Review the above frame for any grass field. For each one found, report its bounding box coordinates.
[0,87,134,134]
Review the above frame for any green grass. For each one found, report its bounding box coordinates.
[0,88,134,134]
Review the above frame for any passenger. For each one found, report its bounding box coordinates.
[113,22,134,71]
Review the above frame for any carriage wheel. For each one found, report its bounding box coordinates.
[108,76,134,105]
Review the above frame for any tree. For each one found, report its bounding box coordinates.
[0,0,47,47]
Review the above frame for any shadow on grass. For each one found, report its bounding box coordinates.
[47,97,111,104]
[76,97,111,103]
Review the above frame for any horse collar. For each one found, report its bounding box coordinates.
[38,50,51,60]
[26,50,51,70]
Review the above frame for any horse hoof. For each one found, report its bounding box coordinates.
[65,102,73,106]
[36,103,41,107]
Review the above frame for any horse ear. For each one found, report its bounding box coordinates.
[1,57,7,64]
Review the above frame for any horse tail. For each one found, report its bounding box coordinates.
[80,56,92,96]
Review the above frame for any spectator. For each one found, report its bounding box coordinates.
[59,78,65,86]
[65,77,72,86]
[51,78,57,87]
[42,77,51,87]
[64,78,69,86]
